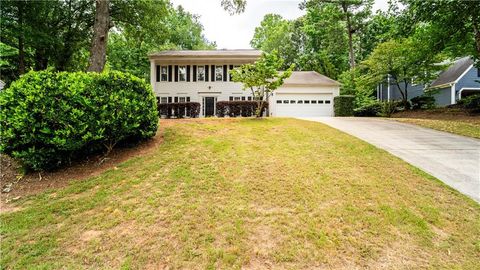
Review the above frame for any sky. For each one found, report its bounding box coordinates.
[170,0,390,49]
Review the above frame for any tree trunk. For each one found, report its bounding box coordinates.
[17,1,25,75]
[472,18,480,60]
[343,4,355,69]
[34,48,48,70]
[88,0,109,72]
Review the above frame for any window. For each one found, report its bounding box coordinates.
[325,100,331,104]
[318,100,324,104]
[290,100,296,104]
[276,100,282,104]
[229,96,233,101]
[297,100,303,104]
[197,65,205,81]
[187,97,190,102]
[247,96,252,101]
[242,96,246,101]
[304,100,310,104]
[161,66,168,81]
[311,100,317,104]
[234,96,241,101]
[178,66,186,81]
[179,97,186,103]
[160,97,168,103]
[215,65,223,81]
[283,100,289,104]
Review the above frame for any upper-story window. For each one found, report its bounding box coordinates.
[161,66,168,81]
[178,66,187,81]
[197,65,205,81]
[215,65,223,81]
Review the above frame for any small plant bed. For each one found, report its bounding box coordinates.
[1,118,479,269]
[391,108,480,139]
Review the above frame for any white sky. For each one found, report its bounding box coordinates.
[170,0,390,49]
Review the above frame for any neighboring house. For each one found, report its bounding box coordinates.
[149,50,340,117]
[377,57,480,106]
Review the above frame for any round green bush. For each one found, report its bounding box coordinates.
[0,70,158,170]
[334,95,355,116]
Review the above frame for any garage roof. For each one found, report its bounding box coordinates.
[282,71,340,86]
[430,57,473,88]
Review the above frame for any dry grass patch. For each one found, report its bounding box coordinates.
[1,118,479,269]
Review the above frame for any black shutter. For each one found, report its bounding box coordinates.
[229,65,234,81]
[211,65,215,81]
[156,65,160,82]
[223,65,227,81]
[174,66,179,82]
[186,65,191,82]
[168,97,172,103]
[187,97,190,102]
[174,96,178,103]
[168,65,173,82]
[205,65,209,82]
[193,65,197,82]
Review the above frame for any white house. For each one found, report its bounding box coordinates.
[149,49,340,117]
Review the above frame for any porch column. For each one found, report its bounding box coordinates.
[150,60,155,92]
[451,84,456,105]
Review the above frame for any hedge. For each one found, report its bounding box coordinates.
[411,95,435,110]
[157,102,200,118]
[216,101,268,117]
[0,70,158,170]
[334,95,355,116]
[354,102,382,117]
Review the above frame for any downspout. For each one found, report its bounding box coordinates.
[387,75,391,101]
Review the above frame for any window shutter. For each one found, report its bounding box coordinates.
[229,65,234,81]
[168,97,172,103]
[156,65,160,82]
[223,65,227,82]
[205,65,209,82]
[174,96,178,103]
[193,65,197,82]
[211,65,215,82]
[168,65,173,82]
[186,65,191,82]
[174,65,179,82]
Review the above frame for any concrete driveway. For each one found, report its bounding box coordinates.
[299,117,480,203]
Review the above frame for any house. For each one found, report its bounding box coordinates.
[148,49,340,117]
[377,56,480,106]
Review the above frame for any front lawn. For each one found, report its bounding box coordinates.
[1,118,479,269]
[392,109,480,139]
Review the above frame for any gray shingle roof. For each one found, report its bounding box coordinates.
[149,49,262,58]
[430,57,474,88]
[282,71,340,86]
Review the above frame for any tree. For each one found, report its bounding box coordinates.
[361,36,444,105]
[230,51,294,117]
[88,0,109,72]
[402,0,480,63]
[304,0,373,69]
[221,0,246,14]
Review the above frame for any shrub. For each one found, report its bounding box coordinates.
[379,100,399,117]
[334,95,355,116]
[458,94,480,113]
[354,101,382,117]
[0,70,158,170]
[411,95,435,110]
[157,102,200,118]
[216,101,268,117]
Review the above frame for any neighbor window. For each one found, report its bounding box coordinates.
[290,100,296,104]
[234,96,241,101]
[304,100,310,104]
[161,66,168,81]
[215,65,223,81]
[197,65,205,81]
[247,96,252,101]
[229,96,234,101]
[179,97,186,103]
[276,100,282,104]
[242,96,246,101]
[160,97,168,103]
[178,66,186,81]
[283,100,289,104]
[325,100,331,104]
[297,100,303,104]
[311,100,317,104]
[319,100,324,104]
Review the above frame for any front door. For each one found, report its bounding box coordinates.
[204,97,215,116]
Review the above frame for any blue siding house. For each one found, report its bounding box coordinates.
[377,57,480,106]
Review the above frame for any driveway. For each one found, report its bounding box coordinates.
[299,117,480,203]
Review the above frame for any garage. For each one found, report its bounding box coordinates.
[270,71,340,117]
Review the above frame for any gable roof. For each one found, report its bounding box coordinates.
[149,49,262,59]
[282,71,340,86]
[430,57,473,88]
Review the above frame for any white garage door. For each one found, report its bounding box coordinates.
[274,93,333,117]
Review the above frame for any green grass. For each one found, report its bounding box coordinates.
[393,118,480,139]
[2,118,479,269]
